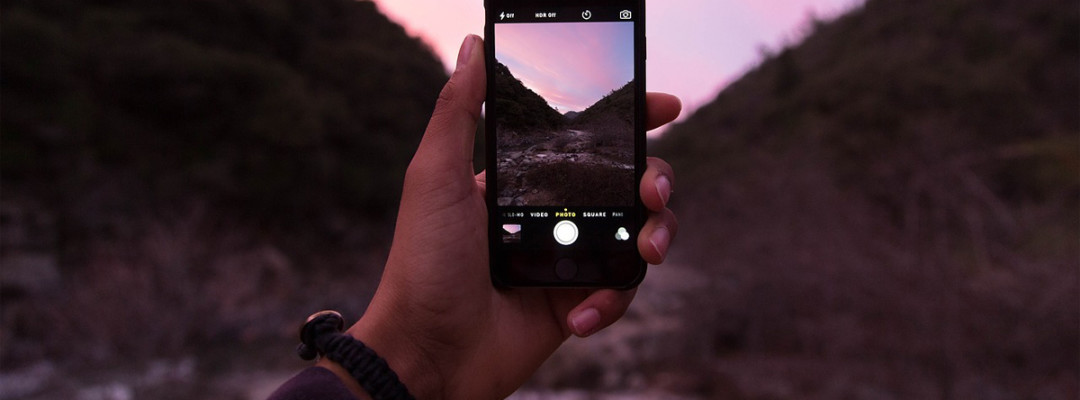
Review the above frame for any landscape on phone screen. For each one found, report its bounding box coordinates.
[494,21,635,207]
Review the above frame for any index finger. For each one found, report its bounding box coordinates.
[646,93,682,131]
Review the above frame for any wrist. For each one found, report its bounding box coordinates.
[310,309,442,400]
[343,308,443,400]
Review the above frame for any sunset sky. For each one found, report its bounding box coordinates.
[496,22,634,113]
[371,0,862,131]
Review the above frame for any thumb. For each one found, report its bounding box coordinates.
[407,35,486,187]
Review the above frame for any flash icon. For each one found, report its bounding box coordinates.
[500,12,506,20]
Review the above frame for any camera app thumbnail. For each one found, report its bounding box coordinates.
[494,22,635,207]
[502,224,522,243]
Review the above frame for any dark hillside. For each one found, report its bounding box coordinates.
[650,0,1078,397]
[493,60,564,134]
[573,80,634,129]
[1,0,449,393]
[2,0,447,226]
[572,80,635,149]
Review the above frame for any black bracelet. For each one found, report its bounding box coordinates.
[297,311,415,400]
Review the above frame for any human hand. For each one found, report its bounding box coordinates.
[320,34,681,400]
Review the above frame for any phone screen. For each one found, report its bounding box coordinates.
[486,0,646,287]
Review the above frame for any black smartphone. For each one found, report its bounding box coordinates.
[485,0,646,288]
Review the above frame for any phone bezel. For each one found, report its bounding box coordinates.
[484,0,647,288]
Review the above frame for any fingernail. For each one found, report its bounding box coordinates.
[655,175,671,206]
[570,308,601,337]
[649,226,670,263]
[456,35,476,70]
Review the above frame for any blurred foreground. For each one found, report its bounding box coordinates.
[2,0,1078,399]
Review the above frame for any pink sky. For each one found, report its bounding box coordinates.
[371,0,862,133]
[496,22,634,112]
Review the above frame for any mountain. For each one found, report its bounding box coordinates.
[572,81,634,129]
[0,0,451,374]
[492,60,564,134]
[2,0,448,227]
[648,0,1078,396]
[570,80,635,149]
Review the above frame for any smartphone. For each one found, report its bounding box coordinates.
[485,0,646,288]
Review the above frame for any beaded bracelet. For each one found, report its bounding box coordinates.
[297,311,415,400]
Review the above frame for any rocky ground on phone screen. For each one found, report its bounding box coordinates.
[497,129,634,207]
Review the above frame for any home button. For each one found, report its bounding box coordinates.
[555,258,577,281]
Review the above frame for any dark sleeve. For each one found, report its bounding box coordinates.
[266,366,359,400]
